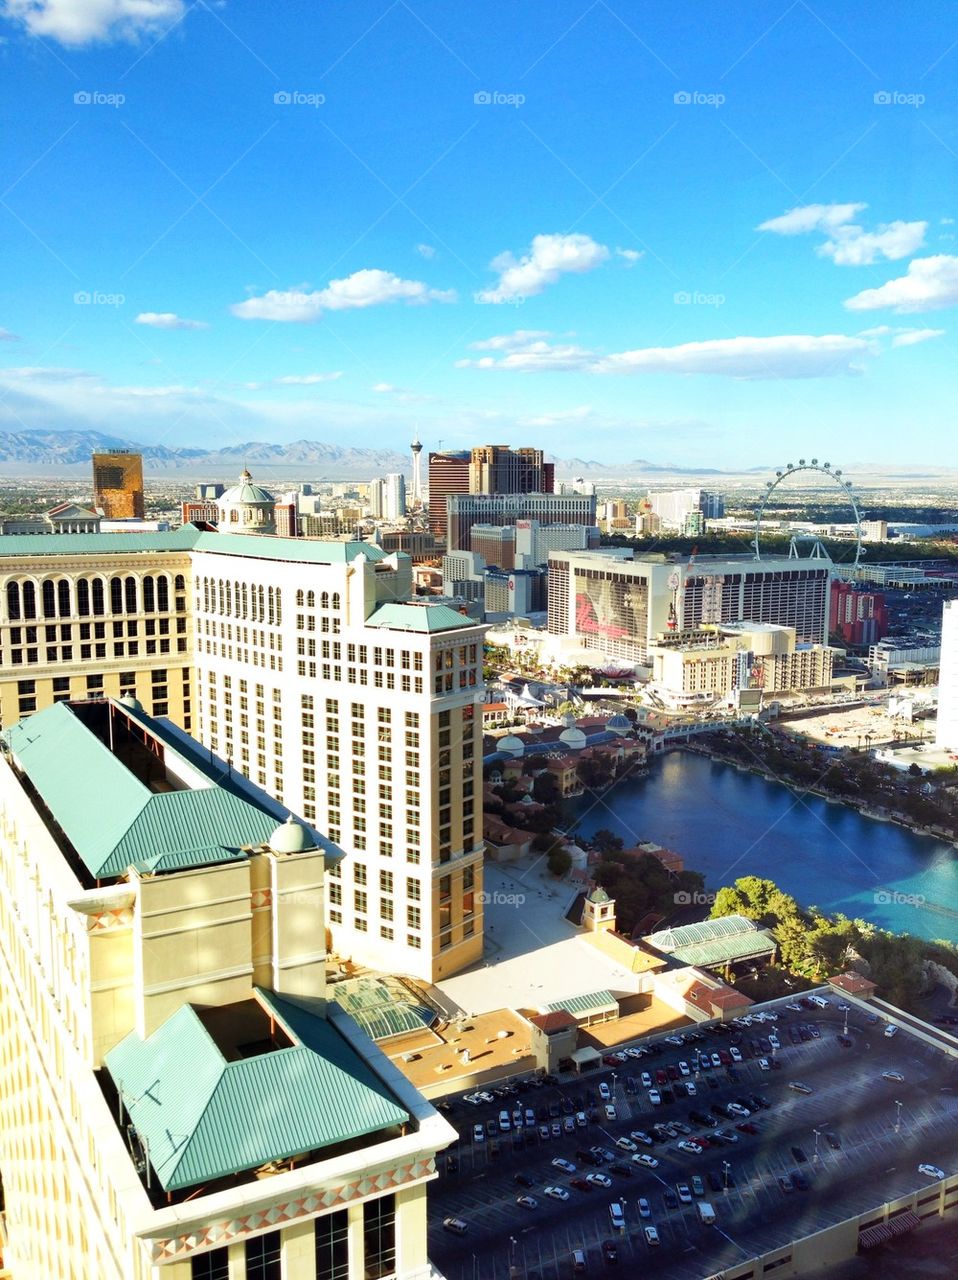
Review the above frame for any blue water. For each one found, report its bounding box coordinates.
[568,752,958,943]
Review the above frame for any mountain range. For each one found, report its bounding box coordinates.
[0,429,722,480]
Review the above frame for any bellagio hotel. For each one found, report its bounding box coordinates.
[0,471,486,985]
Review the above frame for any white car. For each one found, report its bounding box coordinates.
[516,1195,538,1210]
[758,1058,771,1071]
[615,1136,637,1152]
[599,1082,612,1101]
[640,1072,653,1089]
[768,1033,781,1051]
[544,1185,570,1201]
[727,1103,750,1117]
[473,1124,484,1143]
[685,1081,697,1096]
[576,1111,588,1127]
[665,1034,684,1046]
[710,1053,722,1068]
[625,1047,644,1060]
[785,1002,802,1013]
[632,1153,659,1169]
[586,1172,612,1188]
[552,1157,576,1174]
[919,1164,945,1180]
[729,1047,742,1063]
[443,1217,469,1235]
[637,1196,651,1218]
[644,1226,660,1247]
[678,1060,691,1076]
[609,1202,626,1231]
[677,1140,703,1154]
[630,1130,653,1145]
[884,1025,899,1039]
[498,1110,511,1132]
[648,1089,662,1106]
[604,1104,617,1122]
[882,1071,904,1082]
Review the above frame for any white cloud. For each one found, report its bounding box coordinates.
[274,372,343,385]
[457,331,873,379]
[0,365,95,381]
[758,203,867,236]
[889,327,945,347]
[616,248,643,265]
[843,255,958,313]
[371,382,433,404]
[476,233,610,303]
[518,405,594,427]
[232,269,456,322]
[0,327,20,342]
[415,243,436,259]
[3,0,185,45]
[759,202,927,266]
[470,330,554,352]
[819,220,927,266]
[136,312,209,331]
[105,384,197,397]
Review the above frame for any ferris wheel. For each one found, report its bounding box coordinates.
[753,458,863,568]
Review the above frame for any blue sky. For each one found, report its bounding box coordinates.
[1,0,957,467]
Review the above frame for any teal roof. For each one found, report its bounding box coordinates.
[646,915,775,968]
[544,989,618,1018]
[3,701,328,879]
[331,975,437,1041]
[0,525,201,557]
[366,601,478,633]
[0,525,394,565]
[191,532,391,564]
[105,990,409,1191]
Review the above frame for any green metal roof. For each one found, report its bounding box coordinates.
[646,915,761,951]
[2,701,325,879]
[105,991,409,1191]
[191,532,392,564]
[365,601,479,633]
[544,989,618,1018]
[0,525,393,565]
[331,975,437,1041]
[670,933,776,968]
[0,525,201,557]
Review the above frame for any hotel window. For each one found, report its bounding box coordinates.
[408,934,421,948]
[245,1232,281,1280]
[407,847,420,864]
[406,878,420,900]
[315,1210,349,1280]
[191,1249,230,1280]
[363,1192,399,1274]
[407,906,421,929]
[380,870,393,894]
[380,925,394,941]
[354,864,367,885]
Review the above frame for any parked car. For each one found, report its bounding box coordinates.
[637,1196,651,1218]
[544,1185,570,1201]
[516,1195,538,1210]
[919,1164,946,1180]
[885,1025,899,1039]
[443,1217,469,1234]
[473,1124,485,1143]
[587,1172,612,1188]
[676,1183,693,1204]
[632,1153,659,1169]
[788,1081,814,1094]
[644,1226,660,1247]
[552,1157,576,1174]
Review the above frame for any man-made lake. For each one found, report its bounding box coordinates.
[568,751,958,943]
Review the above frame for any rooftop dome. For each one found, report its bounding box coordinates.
[559,726,587,750]
[606,713,631,735]
[268,814,312,854]
[498,734,525,757]
[118,694,143,712]
[221,468,275,506]
[587,885,611,905]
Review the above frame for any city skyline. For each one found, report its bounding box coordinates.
[1,4,956,465]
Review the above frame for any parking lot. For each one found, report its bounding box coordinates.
[428,993,958,1279]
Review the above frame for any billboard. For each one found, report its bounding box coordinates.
[573,569,647,644]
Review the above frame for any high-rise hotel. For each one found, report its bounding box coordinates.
[0,472,486,984]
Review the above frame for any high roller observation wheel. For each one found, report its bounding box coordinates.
[752,458,863,568]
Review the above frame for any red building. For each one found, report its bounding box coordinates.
[830,580,888,646]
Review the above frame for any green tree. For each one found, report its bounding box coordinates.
[547,845,573,877]
[592,828,625,855]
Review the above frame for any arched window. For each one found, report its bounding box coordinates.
[77,579,90,616]
[203,578,210,613]
[306,590,315,608]
[257,585,265,621]
[110,577,123,614]
[57,579,70,617]
[22,581,36,619]
[296,589,304,607]
[125,577,137,614]
[174,574,185,591]
[157,576,169,612]
[42,581,56,619]
[6,582,20,621]
[241,583,248,618]
[92,578,105,616]
[226,581,232,615]
[331,593,340,611]
[142,576,155,613]
[320,592,329,609]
